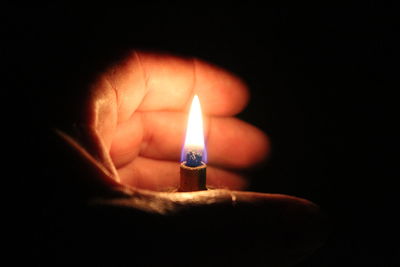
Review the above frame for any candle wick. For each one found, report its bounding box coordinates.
[185,151,203,167]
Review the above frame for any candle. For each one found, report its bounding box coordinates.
[178,95,207,192]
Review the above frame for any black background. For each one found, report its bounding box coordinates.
[3,4,399,266]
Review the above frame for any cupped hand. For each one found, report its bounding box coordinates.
[51,51,329,267]
[81,51,268,191]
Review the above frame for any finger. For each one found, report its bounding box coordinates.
[107,51,250,124]
[117,157,247,191]
[110,112,269,169]
[109,112,143,167]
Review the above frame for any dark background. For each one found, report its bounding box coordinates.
[3,5,398,266]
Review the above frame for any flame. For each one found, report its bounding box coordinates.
[182,95,206,162]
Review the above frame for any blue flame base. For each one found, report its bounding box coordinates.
[185,151,203,167]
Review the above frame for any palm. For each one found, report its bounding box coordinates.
[88,52,268,191]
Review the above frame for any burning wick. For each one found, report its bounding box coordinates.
[178,95,207,192]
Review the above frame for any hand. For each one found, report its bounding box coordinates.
[67,51,268,190]
[47,51,329,267]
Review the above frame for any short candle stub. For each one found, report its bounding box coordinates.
[178,161,207,192]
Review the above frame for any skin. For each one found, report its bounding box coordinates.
[49,51,329,266]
